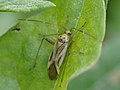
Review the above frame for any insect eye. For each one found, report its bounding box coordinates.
[68,32,71,35]
[63,37,65,39]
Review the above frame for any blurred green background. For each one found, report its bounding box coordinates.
[68,0,120,90]
[0,0,120,90]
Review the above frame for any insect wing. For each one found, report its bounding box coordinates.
[48,39,68,80]
[56,42,68,69]
[48,41,58,80]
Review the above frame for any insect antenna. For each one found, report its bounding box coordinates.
[71,22,97,40]
[18,18,68,31]
[18,18,94,40]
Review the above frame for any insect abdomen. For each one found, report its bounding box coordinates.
[48,62,57,80]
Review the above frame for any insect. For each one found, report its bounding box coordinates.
[48,30,71,80]
[36,25,87,80]
[18,18,94,80]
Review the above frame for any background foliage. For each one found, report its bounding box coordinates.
[0,0,119,90]
[68,0,120,90]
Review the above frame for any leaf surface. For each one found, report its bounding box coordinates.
[0,0,55,12]
[0,0,106,90]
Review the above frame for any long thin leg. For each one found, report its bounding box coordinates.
[60,15,69,27]
[39,33,60,37]
[31,37,45,70]
[29,34,58,70]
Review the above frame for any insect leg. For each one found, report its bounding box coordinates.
[30,34,57,70]
[29,37,45,70]
[60,15,69,26]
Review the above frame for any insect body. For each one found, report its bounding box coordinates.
[48,31,71,80]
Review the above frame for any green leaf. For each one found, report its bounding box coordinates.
[68,0,120,89]
[0,0,56,12]
[54,0,105,89]
[68,32,120,90]
[0,0,106,90]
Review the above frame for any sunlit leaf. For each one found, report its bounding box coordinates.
[0,0,55,12]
